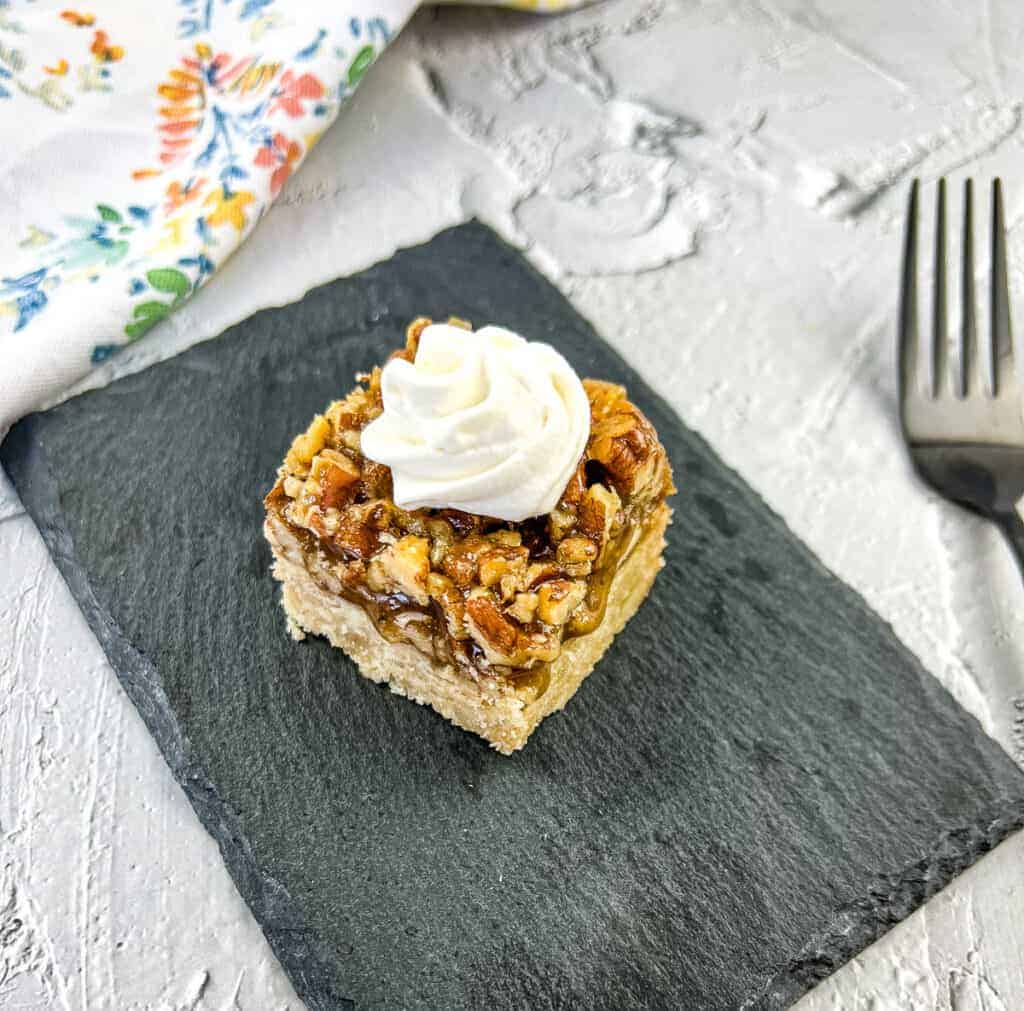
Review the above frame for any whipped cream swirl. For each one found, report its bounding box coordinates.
[360,323,591,522]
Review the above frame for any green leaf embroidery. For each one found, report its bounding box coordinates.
[124,299,171,340]
[96,204,121,223]
[132,300,171,321]
[145,267,191,298]
[347,45,374,87]
[124,320,153,340]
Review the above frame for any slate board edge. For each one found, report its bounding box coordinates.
[749,803,1024,1009]
[3,220,1024,1009]
[1,418,351,1011]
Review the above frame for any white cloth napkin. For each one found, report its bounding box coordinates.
[0,0,581,431]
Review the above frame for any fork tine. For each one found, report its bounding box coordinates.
[991,178,1013,396]
[960,178,981,397]
[899,179,920,406]
[932,178,948,396]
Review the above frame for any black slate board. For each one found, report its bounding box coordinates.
[5,222,1024,1011]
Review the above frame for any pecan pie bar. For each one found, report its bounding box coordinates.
[264,318,674,753]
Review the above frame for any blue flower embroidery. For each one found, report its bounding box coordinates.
[2,269,50,332]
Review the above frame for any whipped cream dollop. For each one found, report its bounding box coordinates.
[360,323,591,522]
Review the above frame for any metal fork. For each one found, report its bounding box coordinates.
[899,178,1024,568]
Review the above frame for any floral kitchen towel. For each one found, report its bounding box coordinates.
[0,0,582,431]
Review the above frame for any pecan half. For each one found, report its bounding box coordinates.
[466,592,519,663]
[585,379,660,498]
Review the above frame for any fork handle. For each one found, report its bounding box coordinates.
[995,510,1024,578]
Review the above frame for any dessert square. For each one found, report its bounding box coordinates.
[264,317,674,753]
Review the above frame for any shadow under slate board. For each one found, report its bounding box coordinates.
[4,222,1024,1011]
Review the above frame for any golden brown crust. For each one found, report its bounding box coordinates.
[264,316,675,684]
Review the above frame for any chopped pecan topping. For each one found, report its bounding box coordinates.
[308,449,360,510]
[332,510,380,560]
[506,591,539,624]
[425,517,454,568]
[266,315,674,682]
[285,414,330,476]
[367,535,430,605]
[439,509,481,537]
[548,504,577,544]
[559,459,587,508]
[441,537,484,589]
[526,561,563,588]
[466,592,519,663]
[427,572,468,639]
[556,535,598,577]
[359,459,392,499]
[479,545,529,600]
[536,579,587,626]
[577,483,622,560]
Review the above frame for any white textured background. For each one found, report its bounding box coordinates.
[4,1,1024,1007]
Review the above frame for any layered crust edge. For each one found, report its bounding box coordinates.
[265,502,670,754]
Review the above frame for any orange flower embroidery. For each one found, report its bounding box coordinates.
[270,70,324,117]
[149,66,205,168]
[164,177,207,215]
[254,133,301,196]
[44,59,70,76]
[61,10,95,27]
[91,30,124,64]
[138,46,283,179]
[230,61,282,97]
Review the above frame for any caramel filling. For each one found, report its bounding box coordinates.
[268,485,661,689]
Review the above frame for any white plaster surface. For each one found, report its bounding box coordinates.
[4,0,1024,1006]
